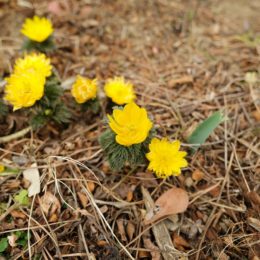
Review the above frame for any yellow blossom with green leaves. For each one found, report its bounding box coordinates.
[14,53,52,78]
[104,76,136,105]
[21,16,53,42]
[146,138,188,178]
[108,102,152,146]
[5,72,45,111]
[71,76,97,103]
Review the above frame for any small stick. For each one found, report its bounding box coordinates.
[0,126,32,144]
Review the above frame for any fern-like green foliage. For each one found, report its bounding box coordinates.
[30,113,48,129]
[43,76,63,103]
[81,98,100,114]
[52,103,71,124]
[99,129,153,171]
[22,36,56,53]
[30,76,71,129]
[0,100,8,117]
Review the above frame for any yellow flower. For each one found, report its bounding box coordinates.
[21,16,53,42]
[14,53,52,78]
[108,102,152,146]
[71,76,97,103]
[5,72,45,111]
[104,76,136,105]
[146,138,188,178]
[0,165,5,173]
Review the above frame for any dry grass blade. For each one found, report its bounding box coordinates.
[49,156,135,260]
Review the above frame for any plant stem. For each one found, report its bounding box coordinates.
[0,126,32,144]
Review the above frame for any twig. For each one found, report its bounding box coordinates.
[0,126,32,144]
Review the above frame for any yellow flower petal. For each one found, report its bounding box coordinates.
[5,72,45,110]
[104,76,136,105]
[14,53,52,78]
[21,16,53,42]
[108,102,152,146]
[146,138,188,178]
[71,76,97,103]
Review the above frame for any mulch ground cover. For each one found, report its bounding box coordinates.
[0,0,259,259]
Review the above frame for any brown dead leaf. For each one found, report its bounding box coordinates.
[173,233,190,250]
[126,221,135,241]
[77,191,88,208]
[144,186,189,225]
[247,191,260,205]
[138,250,150,258]
[252,110,260,122]
[49,213,58,223]
[97,240,107,247]
[209,186,221,197]
[206,228,218,241]
[117,219,127,241]
[192,169,204,181]
[127,190,133,202]
[40,192,61,216]
[168,75,193,87]
[143,238,161,260]
[87,181,95,193]
[10,210,26,219]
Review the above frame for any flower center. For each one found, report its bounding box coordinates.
[127,124,136,133]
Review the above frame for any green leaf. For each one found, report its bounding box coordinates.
[0,100,8,117]
[0,238,8,253]
[22,36,56,53]
[15,231,30,248]
[187,111,225,152]
[14,189,29,206]
[30,114,48,129]
[44,77,63,103]
[30,76,71,128]
[81,98,100,114]
[99,129,153,171]
[52,103,71,124]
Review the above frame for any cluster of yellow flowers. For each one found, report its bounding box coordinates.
[71,75,136,106]
[5,53,52,111]
[3,15,188,179]
[107,102,188,178]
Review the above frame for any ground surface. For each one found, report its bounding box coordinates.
[0,0,260,259]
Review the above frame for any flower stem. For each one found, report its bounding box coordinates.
[0,126,32,144]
